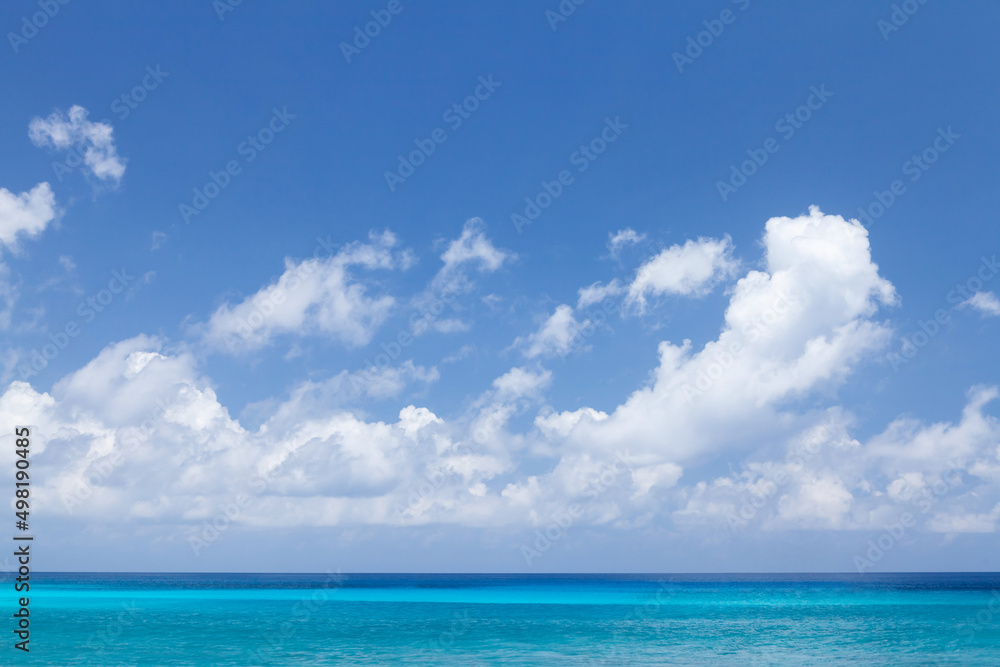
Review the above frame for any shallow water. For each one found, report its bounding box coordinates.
[7,572,1000,665]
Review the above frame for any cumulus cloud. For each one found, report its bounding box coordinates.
[538,207,896,466]
[29,105,126,183]
[198,230,409,353]
[0,182,58,251]
[961,291,1000,317]
[513,305,590,358]
[8,206,995,554]
[627,235,738,309]
[676,386,1000,535]
[0,335,521,531]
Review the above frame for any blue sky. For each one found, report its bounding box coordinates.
[1,0,999,573]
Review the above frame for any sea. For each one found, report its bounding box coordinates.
[6,572,1000,665]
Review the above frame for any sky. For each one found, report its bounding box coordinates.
[1,0,999,573]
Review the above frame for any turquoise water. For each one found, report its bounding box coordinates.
[5,572,1000,665]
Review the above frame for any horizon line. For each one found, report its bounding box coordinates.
[15,570,1000,576]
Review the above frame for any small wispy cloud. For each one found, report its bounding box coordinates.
[29,105,126,183]
[961,291,1000,317]
[513,304,590,358]
[607,227,645,258]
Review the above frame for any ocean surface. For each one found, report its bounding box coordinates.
[5,572,1000,665]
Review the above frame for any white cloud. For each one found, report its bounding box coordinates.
[251,360,439,429]
[420,318,470,335]
[198,230,408,353]
[492,366,552,400]
[541,207,896,466]
[413,218,514,335]
[431,218,516,296]
[435,218,513,294]
[961,291,1000,317]
[0,182,59,328]
[442,344,475,364]
[0,182,58,251]
[513,305,590,358]
[926,505,1000,533]
[577,279,623,309]
[866,385,998,468]
[777,475,854,528]
[630,462,684,499]
[0,336,518,530]
[607,228,645,258]
[8,206,998,549]
[150,231,168,251]
[676,386,1000,534]
[627,235,738,309]
[298,360,438,404]
[29,105,126,183]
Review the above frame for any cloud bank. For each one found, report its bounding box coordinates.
[6,207,999,565]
